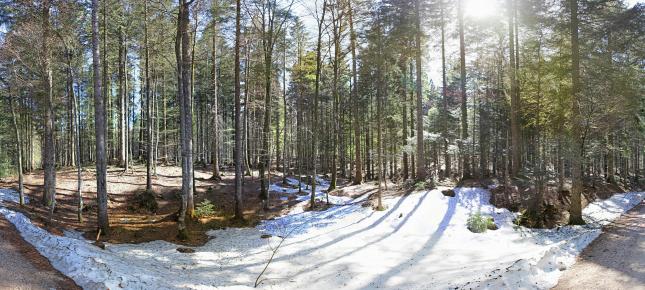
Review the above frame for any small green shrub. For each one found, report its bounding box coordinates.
[467,212,496,233]
[414,181,427,190]
[194,199,215,218]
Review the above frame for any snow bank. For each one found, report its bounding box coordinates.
[0,184,641,290]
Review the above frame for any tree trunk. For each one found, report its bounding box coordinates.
[211,21,221,180]
[349,0,362,185]
[145,1,153,191]
[414,0,425,181]
[92,0,110,234]
[176,0,195,238]
[508,0,521,176]
[458,0,470,179]
[42,0,56,211]
[568,0,584,225]
[311,0,327,208]
[10,95,25,206]
[441,0,451,179]
[233,0,244,220]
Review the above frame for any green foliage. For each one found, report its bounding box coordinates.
[467,212,496,233]
[194,199,216,218]
[414,181,427,190]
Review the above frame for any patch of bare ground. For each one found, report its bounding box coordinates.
[0,165,372,246]
[488,176,636,228]
[0,215,80,290]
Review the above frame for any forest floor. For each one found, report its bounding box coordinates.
[0,215,80,290]
[0,167,643,289]
[553,201,644,290]
[0,165,360,246]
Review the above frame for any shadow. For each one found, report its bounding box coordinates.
[266,191,433,282]
[366,193,457,289]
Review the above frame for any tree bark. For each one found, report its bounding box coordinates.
[458,0,470,179]
[568,0,584,225]
[348,0,362,185]
[211,21,222,181]
[311,0,327,208]
[145,1,153,191]
[10,95,25,206]
[233,0,244,220]
[508,0,521,177]
[414,0,425,181]
[176,0,195,238]
[92,0,110,234]
[42,0,56,211]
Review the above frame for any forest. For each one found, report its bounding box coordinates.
[0,0,643,289]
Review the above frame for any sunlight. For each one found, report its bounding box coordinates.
[464,0,500,19]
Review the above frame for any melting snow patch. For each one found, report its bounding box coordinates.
[0,184,641,289]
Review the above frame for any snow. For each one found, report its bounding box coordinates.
[0,184,642,290]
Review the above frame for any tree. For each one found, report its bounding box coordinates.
[211,5,221,181]
[9,94,24,206]
[458,0,470,179]
[348,0,362,185]
[92,0,110,234]
[568,0,584,225]
[145,1,153,191]
[311,0,327,209]
[413,0,425,181]
[41,0,56,212]
[233,0,244,221]
[508,0,521,177]
[176,0,195,239]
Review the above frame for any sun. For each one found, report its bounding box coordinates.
[464,0,500,19]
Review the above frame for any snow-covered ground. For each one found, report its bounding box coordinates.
[0,182,642,290]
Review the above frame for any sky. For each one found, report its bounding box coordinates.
[290,0,643,87]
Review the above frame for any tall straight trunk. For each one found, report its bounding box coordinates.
[607,133,615,182]
[458,0,470,179]
[163,72,167,163]
[375,13,384,210]
[440,0,451,178]
[349,0,362,184]
[402,62,409,180]
[65,50,83,221]
[568,0,584,225]
[329,7,343,192]
[42,0,56,209]
[414,0,425,181]
[102,0,111,161]
[92,0,109,234]
[233,0,244,220]
[211,22,221,180]
[244,38,252,176]
[409,63,415,179]
[508,0,521,176]
[176,0,195,238]
[118,26,128,169]
[10,95,25,206]
[311,0,327,208]
[282,33,288,184]
[145,1,153,191]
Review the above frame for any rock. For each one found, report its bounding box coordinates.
[177,247,195,253]
[260,234,272,239]
[93,241,106,250]
[442,189,456,197]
